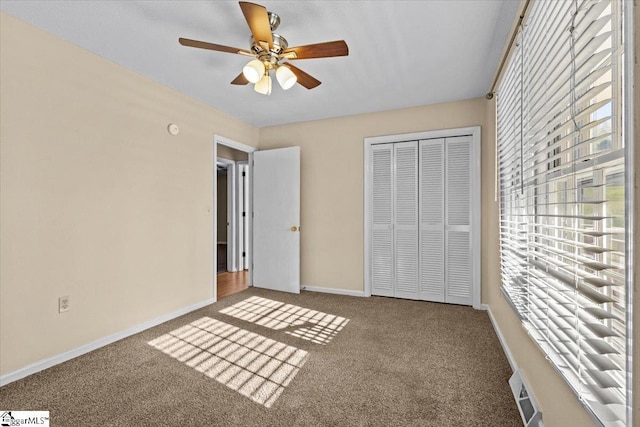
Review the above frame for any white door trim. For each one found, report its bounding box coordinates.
[216,157,237,272]
[363,126,481,308]
[215,135,257,154]
[237,161,250,270]
[213,135,256,301]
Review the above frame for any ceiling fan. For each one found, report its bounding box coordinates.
[178,1,349,95]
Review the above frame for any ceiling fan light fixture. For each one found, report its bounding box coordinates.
[276,65,297,90]
[254,73,272,95]
[242,59,265,83]
[178,2,349,93]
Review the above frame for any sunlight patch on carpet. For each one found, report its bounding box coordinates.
[148,317,308,408]
[219,296,349,345]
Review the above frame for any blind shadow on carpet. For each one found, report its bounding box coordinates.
[0,287,521,426]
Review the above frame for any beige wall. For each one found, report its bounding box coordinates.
[259,99,491,294]
[0,13,258,375]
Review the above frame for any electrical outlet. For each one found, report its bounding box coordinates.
[59,296,70,313]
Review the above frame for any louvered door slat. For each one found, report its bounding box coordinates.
[421,230,445,301]
[395,229,418,298]
[445,136,472,305]
[394,142,419,299]
[419,139,445,302]
[420,139,444,224]
[372,148,393,226]
[371,144,394,297]
[446,231,472,303]
[372,229,393,294]
[446,137,471,226]
[394,143,418,226]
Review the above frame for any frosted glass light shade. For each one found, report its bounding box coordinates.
[276,65,297,90]
[254,74,272,95]
[243,59,265,83]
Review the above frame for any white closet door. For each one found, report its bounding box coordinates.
[393,142,419,299]
[371,144,394,297]
[445,136,472,305]
[419,139,445,302]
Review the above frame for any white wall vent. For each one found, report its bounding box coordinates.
[509,370,542,427]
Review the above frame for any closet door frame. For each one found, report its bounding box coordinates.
[363,126,481,309]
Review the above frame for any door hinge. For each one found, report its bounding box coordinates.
[242,252,246,257]
[242,171,246,177]
[242,212,246,217]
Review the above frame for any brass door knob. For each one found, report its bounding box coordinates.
[291,226,298,232]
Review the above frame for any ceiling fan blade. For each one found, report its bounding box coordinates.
[179,37,252,56]
[239,2,273,49]
[230,73,250,85]
[285,63,321,89]
[282,40,349,60]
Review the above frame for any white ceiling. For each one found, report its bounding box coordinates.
[1,1,519,127]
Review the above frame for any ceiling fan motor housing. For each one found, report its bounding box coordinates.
[249,33,288,69]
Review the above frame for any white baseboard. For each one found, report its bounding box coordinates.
[0,297,215,387]
[477,303,489,311]
[486,305,518,372]
[301,285,365,297]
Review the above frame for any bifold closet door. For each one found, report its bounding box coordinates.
[445,136,472,305]
[419,139,445,302]
[371,144,394,297]
[370,142,419,299]
[393,142,419,300]
[369,131,477,306]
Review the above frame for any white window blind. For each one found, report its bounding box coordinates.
[497,1,630,426]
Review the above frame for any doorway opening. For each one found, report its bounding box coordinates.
[216,160,230,274]
[214,136,256,300]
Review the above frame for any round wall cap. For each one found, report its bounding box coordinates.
[167,123,179,135]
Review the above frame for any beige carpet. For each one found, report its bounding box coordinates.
[0,288,521,426]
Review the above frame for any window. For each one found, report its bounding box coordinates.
[497,1,631,426]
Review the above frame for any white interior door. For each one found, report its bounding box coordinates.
[252,147,300,294]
